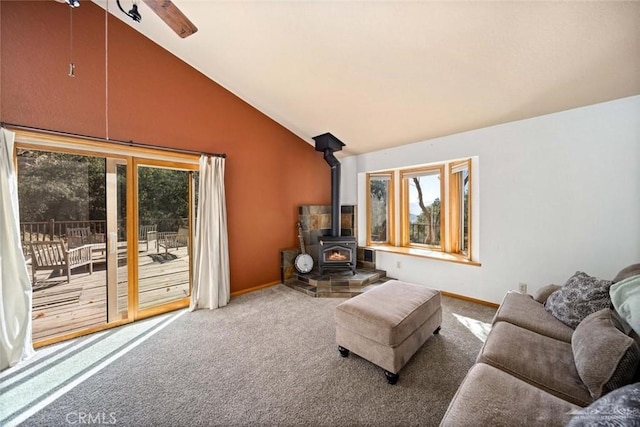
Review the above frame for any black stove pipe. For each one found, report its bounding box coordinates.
[313,133,346,238]
[323,149,341,237]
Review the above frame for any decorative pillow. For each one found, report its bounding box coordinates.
[610,274,640,335]
[544,271,612,329]
[565,382,640,427]
[572,309,640,399]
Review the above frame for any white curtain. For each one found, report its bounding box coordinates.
[190,155,230,311]
[0,128,35,370]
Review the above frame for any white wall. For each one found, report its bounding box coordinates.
[341,96,640,304]
[340,155,358,206]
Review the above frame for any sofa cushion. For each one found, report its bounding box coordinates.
[533,284,561,304]
[612,263,640,284]
[477,321,592,406]
[440,363,581,427]
[610,273,640,335]
[572,309,640,399]
[565,382,640,427]
[544,271,612,329]
[493,291,573,342]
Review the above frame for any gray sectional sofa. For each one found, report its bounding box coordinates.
[440,264,640,426]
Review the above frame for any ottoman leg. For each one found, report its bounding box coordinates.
[338,346,350,357]
[384,370,399,385]
[434,326,441,335]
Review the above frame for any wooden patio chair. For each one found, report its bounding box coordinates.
[66,227,91,248]
[29,241,93,284]
[139,224,158,252]
[157,227,189,254]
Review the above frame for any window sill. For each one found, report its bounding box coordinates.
[366,245,481,267]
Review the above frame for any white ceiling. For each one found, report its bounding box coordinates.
[96,1,640,156]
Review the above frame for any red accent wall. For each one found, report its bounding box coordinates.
[0,1,331,293]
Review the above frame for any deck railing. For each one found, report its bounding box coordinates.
[20,218,187,244]
[409,222,440,246]
[20,220,108,243]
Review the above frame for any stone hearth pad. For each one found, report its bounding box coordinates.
[285,268,393,298]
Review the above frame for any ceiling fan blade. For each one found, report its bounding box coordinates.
[142,0,198,38]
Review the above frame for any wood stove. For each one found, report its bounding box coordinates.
[318,235,357,275]
[314,133,357,275]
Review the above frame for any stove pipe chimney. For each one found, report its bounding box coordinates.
[313,133,345,237]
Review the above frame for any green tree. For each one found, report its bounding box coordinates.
[369,179,388,241]
[17,150,105,223]
[412,177,440,245]
[137,167,189,231]
[17,150,191,235]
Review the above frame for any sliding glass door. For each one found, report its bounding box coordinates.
[16,149,122,342]
[15,134,198,345]
[135,162,195,314]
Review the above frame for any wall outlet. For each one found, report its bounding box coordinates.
[396,261,401,269]
[518,282,527,294]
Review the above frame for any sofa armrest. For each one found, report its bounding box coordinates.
[533,284,561,304]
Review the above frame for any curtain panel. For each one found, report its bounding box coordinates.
[0,128,35,370]
[190,155,230,311]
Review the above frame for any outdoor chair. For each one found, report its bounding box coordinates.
[157,227,189,254]
[29,240,93,284]
[66,227,91,248]
[139,224,158,252]
[91,233,106,243]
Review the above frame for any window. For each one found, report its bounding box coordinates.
[366,172,394,245]
[450,160,471,257]
[365,158,475,264]
[400,166,444,249]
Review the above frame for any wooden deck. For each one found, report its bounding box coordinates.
[30,244,190,342]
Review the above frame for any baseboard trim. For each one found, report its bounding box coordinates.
[229,283,500,308]
[440,291,499,309]
[231,281,280,297]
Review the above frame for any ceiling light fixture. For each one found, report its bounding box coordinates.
[68,7,75,77]
[56,0,80,8]
[116,0,142,23]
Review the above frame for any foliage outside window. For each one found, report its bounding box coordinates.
[17,151,192,238]
[17,150,106,236]
[400,166,444,250]
[137,165,191,232]
[366,172,394,245]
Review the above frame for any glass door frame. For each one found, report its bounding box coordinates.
[131,158,198,321]
[13,129,199,347]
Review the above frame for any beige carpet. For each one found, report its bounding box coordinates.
[7,284,496,426]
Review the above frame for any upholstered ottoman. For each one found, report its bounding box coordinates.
[335,279,442,384]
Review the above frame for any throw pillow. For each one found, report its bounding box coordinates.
[610,274,640,335]
[544,271,613,329]
[572,309,640,399]
[565,382,640,427]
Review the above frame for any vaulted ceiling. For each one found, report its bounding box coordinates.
[96,0,640,156]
